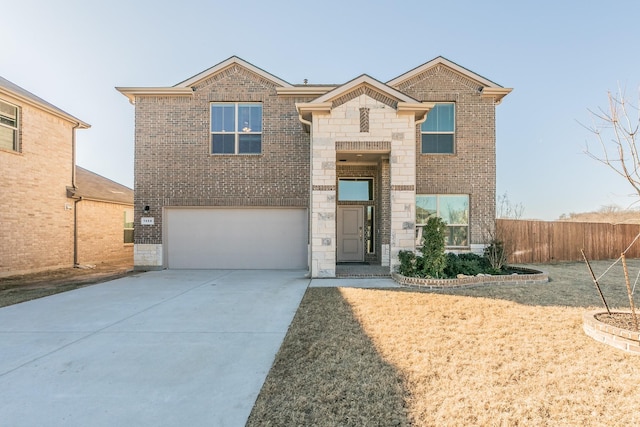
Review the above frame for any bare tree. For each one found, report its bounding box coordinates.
[584,88,640,205]
[496,192,525,219]
[484,192,524,270]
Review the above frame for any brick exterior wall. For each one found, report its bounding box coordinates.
[133,65,312,249]
[392,64,497,246]
[0,96,75,276]
[76,200,133,265]
[129,58,504,273]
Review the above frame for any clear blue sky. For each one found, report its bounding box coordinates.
[2,0,639,220]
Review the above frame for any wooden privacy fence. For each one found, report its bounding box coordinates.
[496,219,640,264]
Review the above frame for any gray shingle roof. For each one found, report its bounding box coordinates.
[74,166,133,205]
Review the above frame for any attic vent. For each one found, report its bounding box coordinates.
[360,108,370,133]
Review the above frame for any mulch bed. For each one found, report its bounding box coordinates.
[595,312,640,331]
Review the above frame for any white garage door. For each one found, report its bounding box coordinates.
[165,208,308,269]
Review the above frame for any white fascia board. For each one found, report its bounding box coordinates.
[276,86,336,96]
[115,87,193,104]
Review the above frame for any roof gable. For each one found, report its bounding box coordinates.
[388,56,501,88]
[387,56,512,103]
[175,56,293,89]
[312,74,419,108]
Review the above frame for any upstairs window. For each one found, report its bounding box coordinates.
[421,103,455,154]
[210,103,262,154]
[0,100,19,152]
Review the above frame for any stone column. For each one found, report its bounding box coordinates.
[310,136,336,277]
[389,130,416,272]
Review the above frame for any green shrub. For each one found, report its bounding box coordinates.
[444,252,482,277]
[398,250,418,277]
[419,217,448,278]
[396,219,510,279]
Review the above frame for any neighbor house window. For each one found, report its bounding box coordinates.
[0,100,19,152]
[421,103,455,154]
[210,103,262,154]
[124,209,134,244]
[416,194,469,247]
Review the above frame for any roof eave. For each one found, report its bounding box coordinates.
[115,87,194,104]
[397,102,436,120]
[0,87,90,129]
[480,87,513,104]
[276,86,336,96]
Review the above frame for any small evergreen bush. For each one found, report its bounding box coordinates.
[419,217,448,278]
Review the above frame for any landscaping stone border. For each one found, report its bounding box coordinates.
[583,310,640,355]
[391,267,548,289]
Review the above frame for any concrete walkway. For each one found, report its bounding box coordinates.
[0,269,309,427]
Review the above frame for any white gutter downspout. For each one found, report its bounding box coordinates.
[298,113,312,128]
[71,123,81,266]
[415,111,429,127]
[297,113,313,276]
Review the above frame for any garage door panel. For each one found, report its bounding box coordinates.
[166,208,307,269]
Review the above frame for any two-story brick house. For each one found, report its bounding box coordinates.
[0,76,133,277]
[117,56,510,277]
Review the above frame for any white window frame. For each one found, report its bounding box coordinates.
[210,102,262,155]
[0,99,19,152]
[416,194,469,248]
[421,102,455,154]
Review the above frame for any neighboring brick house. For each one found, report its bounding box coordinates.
[70,166,134,265]
[0,76,132,277]
[117,56,511,277]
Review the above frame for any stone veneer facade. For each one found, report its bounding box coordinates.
[308,94,417,277]
[118,56,510,276]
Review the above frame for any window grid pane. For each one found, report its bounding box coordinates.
[211,104,235,132]
[421,103,454,154]
[238,104,262,132]
[238,134,261,153]
[212,134,236,154]
[422,134,454,154]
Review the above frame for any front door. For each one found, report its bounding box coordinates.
[337,206,364,262]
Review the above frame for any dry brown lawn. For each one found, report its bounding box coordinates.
[0,260,134,307]
[248,260,640,426]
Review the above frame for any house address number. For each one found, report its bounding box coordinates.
[141,217,155,225]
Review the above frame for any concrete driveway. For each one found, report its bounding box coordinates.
[0,269,309,427]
